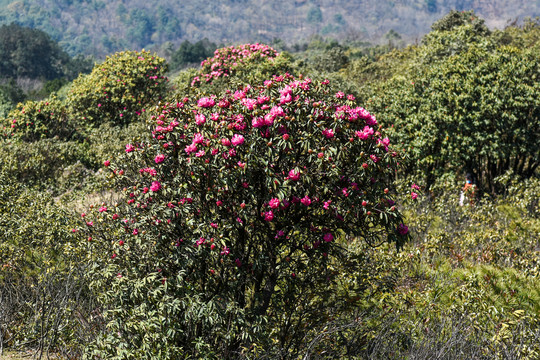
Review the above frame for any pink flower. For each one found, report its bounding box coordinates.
[221,138,231,147]
[86,221,93,227]
[150,181,161,192]
[287,169,300,181]
[252,117,264,128]
[185,143,197,153]
[154,154,165,164]
[98,206,107,212]
[216,200,223,207]
[300,196,311,206]
[195,113,206,126]
[323,233,334,242]
[133,229,139,235]
[103,160,110,167]
[268,198,280,209]
[323,200,332,210]
[195,150,205,157]
[125,144,135,153]
[264,210,274,221]
[221,246,230,255]
[231,134,245,146]
[193,133,205,144]
[242,98,257,110]
[270,106,285,117]
[235,258,242,267]
[411,183,420,190]
[335,91,345,98]
[210,222,218,228]
[411,192,418,200]
[197,97,215,108]
[322,128,334,139]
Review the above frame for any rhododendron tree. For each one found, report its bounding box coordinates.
[80,73,408,358]
[182,43,294,97]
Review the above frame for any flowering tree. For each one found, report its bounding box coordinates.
[81,72,408,358]
[191,43,281,86]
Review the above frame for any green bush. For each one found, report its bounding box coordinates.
[66,50,169,127]
[0,171,96,358]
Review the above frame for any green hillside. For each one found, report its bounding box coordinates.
[0,0,538,57]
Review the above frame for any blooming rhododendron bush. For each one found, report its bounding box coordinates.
[81,73,408,358]
[178,43,293,96]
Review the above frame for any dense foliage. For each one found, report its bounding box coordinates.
[67,50,169,127]
[350,11,540,193]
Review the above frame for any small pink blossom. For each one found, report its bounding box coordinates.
[411,192,418,200]
[323,200,332,209]
[322,128,334,139]
[287,169,300,181]
[300,196,311,206]
[221,246,230,255]
[133,229,139,235]
[125,144,135,153]
[323,233,334,242]
[103,160,110,167]
[264,210,274,221]
[185,143,197,153]
[231,134,245,146]
[154,154,165,164]
[197,97,215,108]
[268,198,280,209]
[221,138,231,147]
[195,113,206,126]
[150,181,161,192]
[335,91,345,98]
[98,206,107,212]
[193,133,205,144]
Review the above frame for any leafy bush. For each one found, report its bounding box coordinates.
[66,50,169,127]
[367,17,539,193]
[2,96,75,142]
[0,171,96,358]
[80,73,409,358]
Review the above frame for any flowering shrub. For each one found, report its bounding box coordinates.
[191,43,280,86]
[66,50,169,127]
[81,73,408,357]
[2,96,73,142]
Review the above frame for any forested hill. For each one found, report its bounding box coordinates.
[0,0,538,57]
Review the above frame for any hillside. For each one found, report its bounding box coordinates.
[0,0,538,57]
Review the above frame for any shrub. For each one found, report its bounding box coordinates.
[66,50,169,127]
[80,73,409,358]
[187,43,294,95]
[0,171,96,358]
[2,96,74,142]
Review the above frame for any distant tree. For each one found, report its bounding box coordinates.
[0,23,71,80]
[170,39,217,70]
[307,6,323,24]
